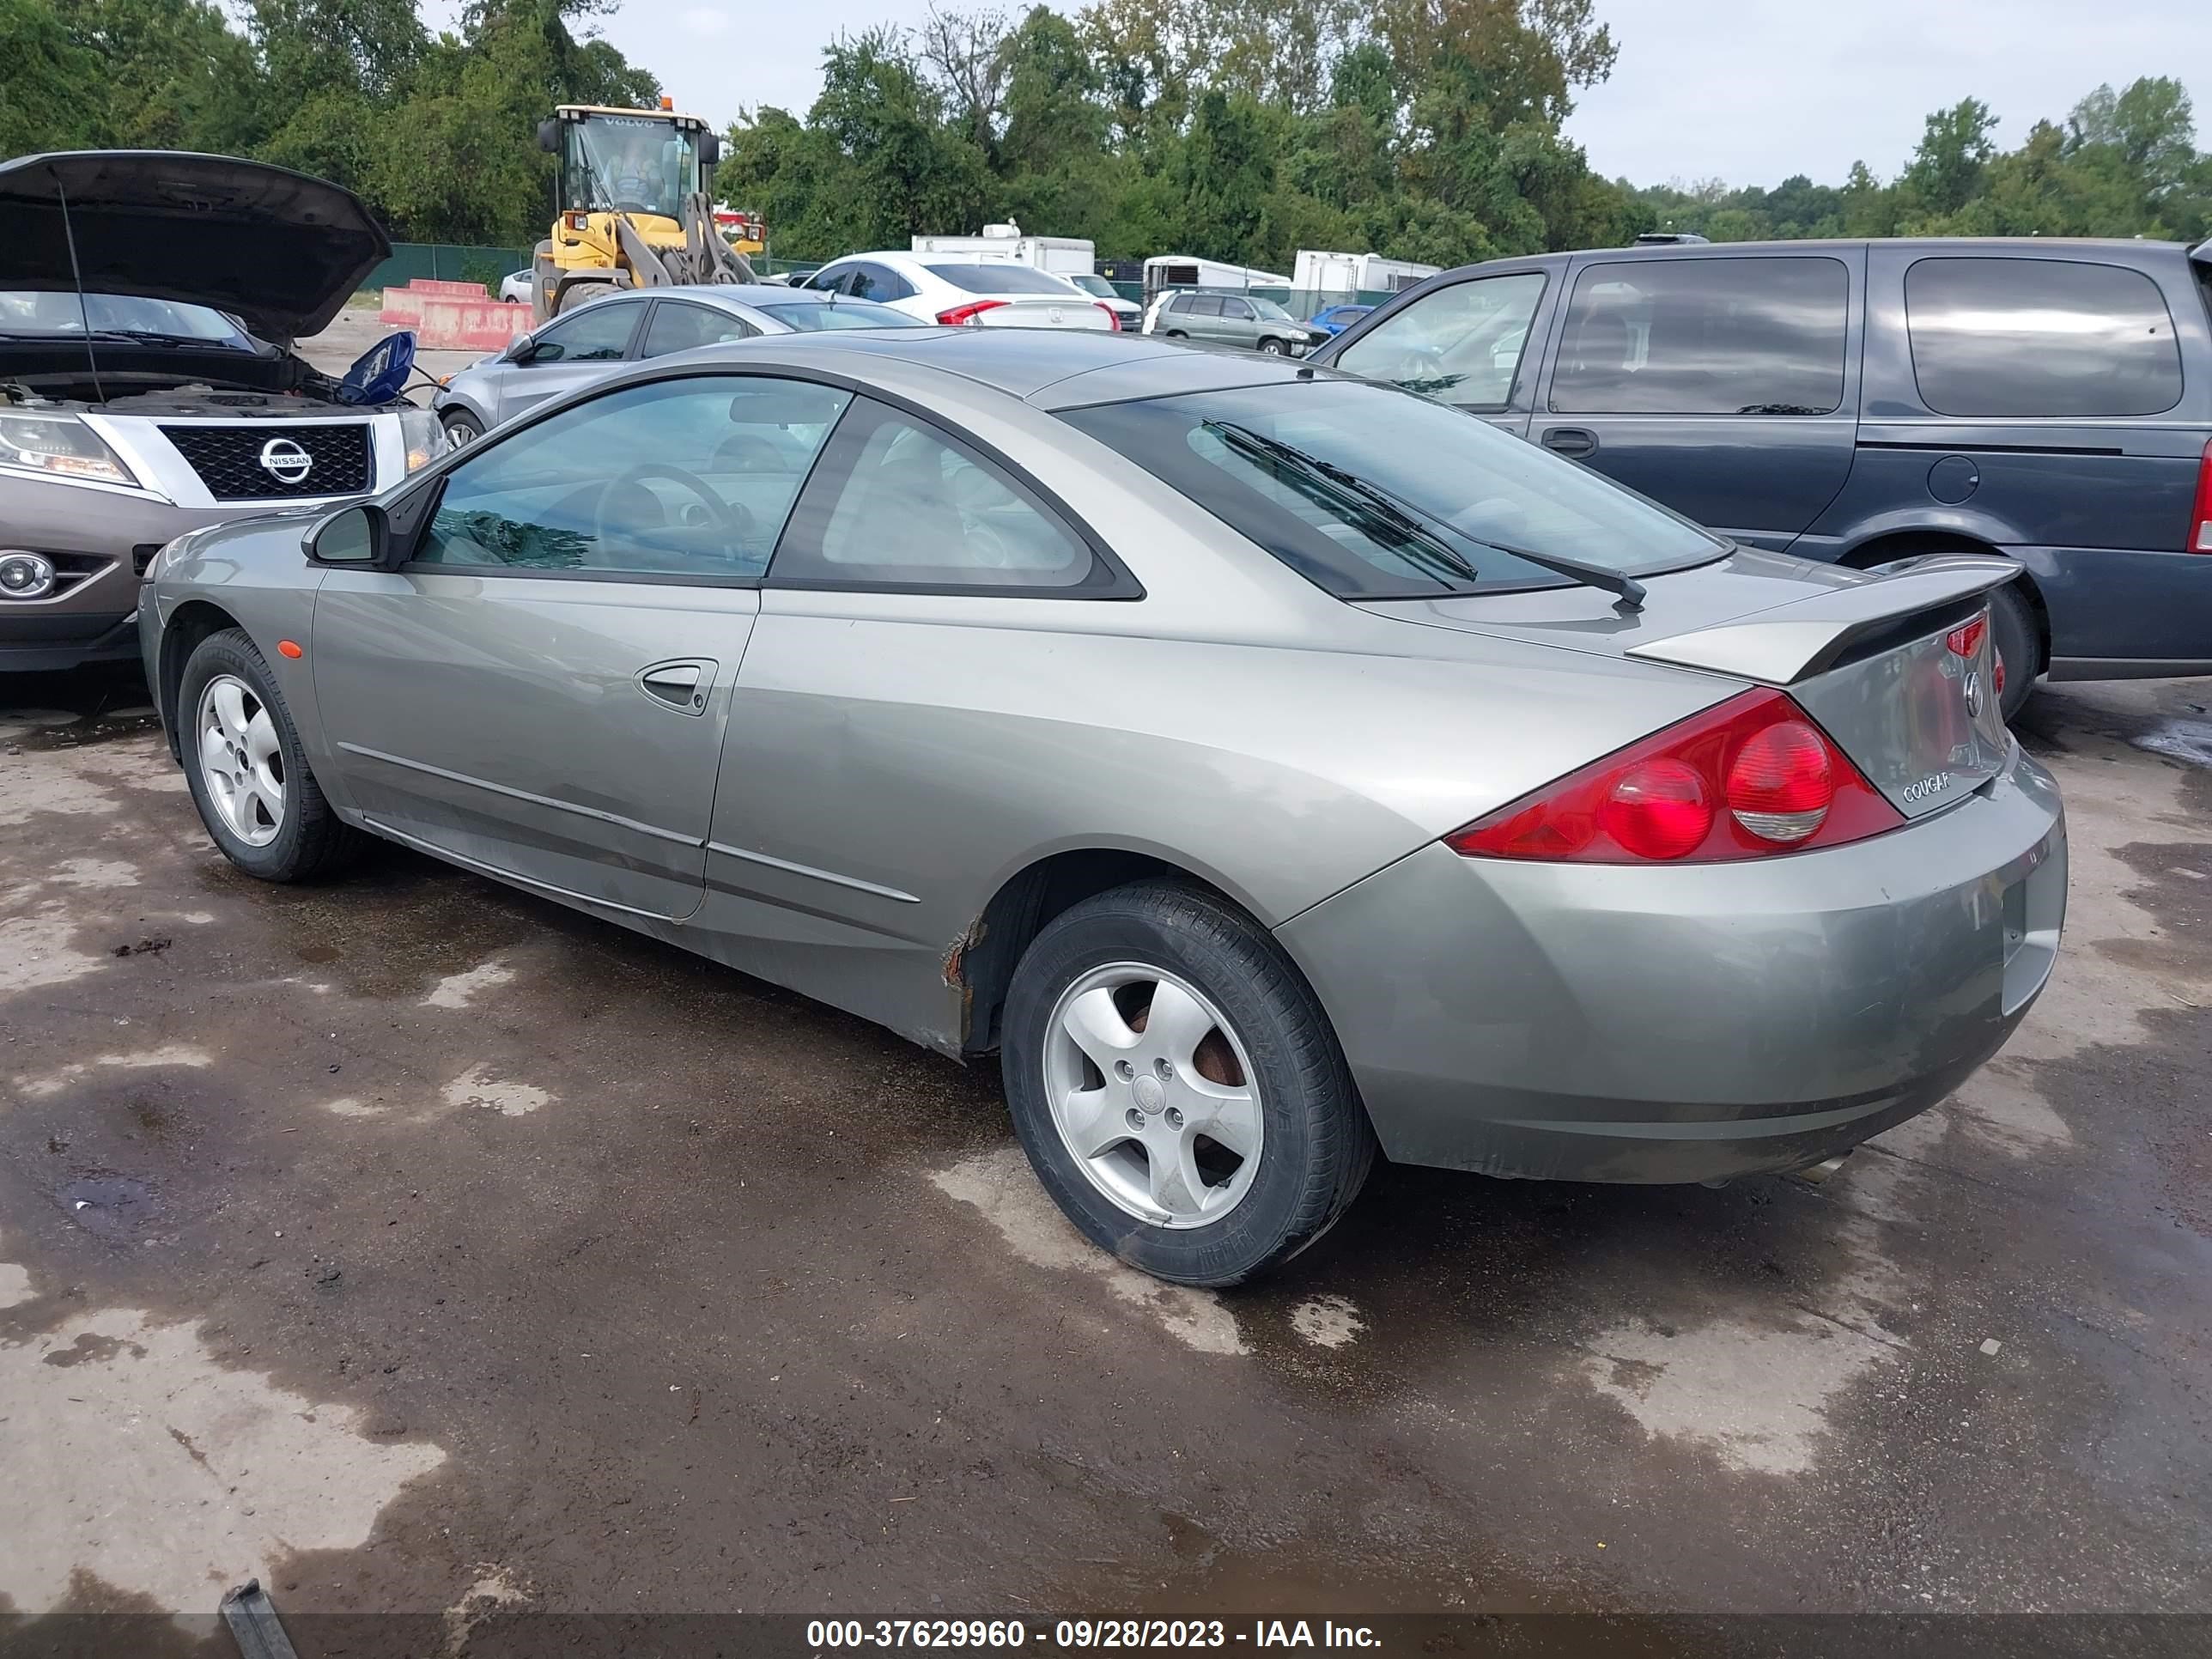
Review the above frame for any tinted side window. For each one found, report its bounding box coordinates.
[1221,298,1255,320]
[1550,258,1849,416]
[640,301,757,358]
[770,399,1109,592]
[849,263,911,302]
[1334,272,1546,408]
[1188,295,1225,317]
[1905,257,2183,418]
[416,376,850,581]
[529,301,641,362]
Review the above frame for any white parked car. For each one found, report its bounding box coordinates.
[498,270,532,305]
[798,252,1119,331]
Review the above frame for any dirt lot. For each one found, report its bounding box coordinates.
[3,649,2209,1641]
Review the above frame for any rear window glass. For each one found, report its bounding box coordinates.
[1551,257,1849,416]
[760,301,923,331]
[1904,257,2184,418]
[1060,380,1722,600]
[922,264,1080,295]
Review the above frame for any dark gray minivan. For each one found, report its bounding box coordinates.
[1311,237,2212,717]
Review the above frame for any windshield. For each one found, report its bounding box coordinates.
[0,290,253,347]
[922,264,1081,296]
[762,300,925,331]
[562,114,701,218]
[1069,275,1117,299]
[1060,380,1724,599]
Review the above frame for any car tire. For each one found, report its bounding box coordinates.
[1000,880,1376,1287]
[1164,330,1188,339]
[1257,337,1288,356]
[1985,580,2040,723]
[441,408,484,447]
[179,628,367,884]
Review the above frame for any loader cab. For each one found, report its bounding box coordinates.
[538,107,720,226]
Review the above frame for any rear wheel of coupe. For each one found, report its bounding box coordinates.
[179,629,364,883]
[1000,881,1376,1286]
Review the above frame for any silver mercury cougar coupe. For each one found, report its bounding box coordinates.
[139,328,2067,1285]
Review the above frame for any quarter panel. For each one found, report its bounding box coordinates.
[703,592,1736,1053]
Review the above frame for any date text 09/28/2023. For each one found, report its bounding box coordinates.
[805,1620,1383,1650]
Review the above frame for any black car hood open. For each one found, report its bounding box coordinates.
[0,150,390,343]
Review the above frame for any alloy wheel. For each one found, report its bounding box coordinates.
[1041,963,1264,1228]
[197,673,286,847]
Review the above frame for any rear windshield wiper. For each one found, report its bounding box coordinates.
[1202,419,1644,610]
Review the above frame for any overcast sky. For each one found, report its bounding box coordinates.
[501,0,2209,191]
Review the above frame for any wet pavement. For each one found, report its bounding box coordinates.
[1,667,2209,1635]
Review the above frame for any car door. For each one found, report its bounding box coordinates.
[312,370,851,919]
[496,298,648,422]
[1528,252,1863,550]
[699,395,1133,1042]
[1217,295,1263,349]
[1179,293,1229,343]
[1320,268,1556,435]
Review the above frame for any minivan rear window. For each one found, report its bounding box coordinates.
[1550,257,1849,416]
[1904,257,2183,418]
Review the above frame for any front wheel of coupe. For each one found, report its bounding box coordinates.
[1000,881,1377,1286]
[179,628,365,883]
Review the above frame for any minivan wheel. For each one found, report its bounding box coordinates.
[1000,881,1376,1286]
[179,629,365,883]
[1257,337,1288,356]
[441,408,484,447]
[1986,580,2040,723]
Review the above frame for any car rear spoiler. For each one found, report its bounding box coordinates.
[1625,556,2021,684]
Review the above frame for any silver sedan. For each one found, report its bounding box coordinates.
[432,283,921,444]
[140,330,2065,1285]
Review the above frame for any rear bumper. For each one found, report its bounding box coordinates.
[2008,544,2212,672]
[1277,747,2066,1184]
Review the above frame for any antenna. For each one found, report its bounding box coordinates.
[51,166,106,404]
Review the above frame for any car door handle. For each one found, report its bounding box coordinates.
[638,659,714,715]
[1541,426,1598,459]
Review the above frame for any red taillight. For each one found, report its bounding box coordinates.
[1097,302,1121,331]
[936,299,1009,326]
[1601,759,1711,859]
[1725,720,1832,843]
[1945,614,1986,659]
[1446,690,1903,865]
[2191,437,2212,553]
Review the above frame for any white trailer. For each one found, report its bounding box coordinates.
[910,223,1095,279]
[1140,254,1291,301]
[1291,250,1441,296]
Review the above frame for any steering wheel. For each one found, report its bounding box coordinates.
[590,464,752,557]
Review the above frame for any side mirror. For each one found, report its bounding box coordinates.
[503,335,535,364]
[537,119,561,155]
[303,504,398,571]
[697,131,721,168]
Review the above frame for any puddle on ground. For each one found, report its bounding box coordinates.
[52,1173,159,1242]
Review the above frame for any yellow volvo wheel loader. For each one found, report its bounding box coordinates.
[532,100,757,320]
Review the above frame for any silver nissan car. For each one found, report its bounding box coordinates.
[139,329,2066,1285]
[0,151,447,672]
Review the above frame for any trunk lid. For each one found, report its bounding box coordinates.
[973,298,1115,331]
[1364,548,2018,820]
[0,150,390,344]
